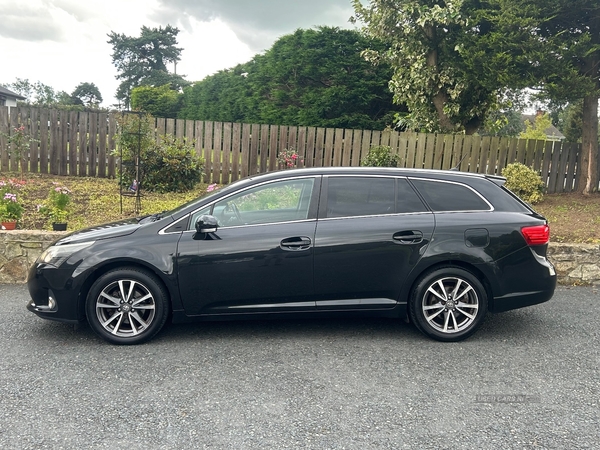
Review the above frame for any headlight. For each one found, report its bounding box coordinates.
[38,241,95,267]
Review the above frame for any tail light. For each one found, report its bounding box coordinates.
[521,224,550,246]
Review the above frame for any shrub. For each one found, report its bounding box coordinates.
[361,145,399,167]
[502,163,545,204]
[115,114,204,193]
[139,136,205,193]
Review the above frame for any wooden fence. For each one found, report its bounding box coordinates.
[0,106,587,193]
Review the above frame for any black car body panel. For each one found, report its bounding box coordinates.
[27,167,556,343]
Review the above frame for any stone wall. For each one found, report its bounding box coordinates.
[1,230,599,286]
[547,243,600,286]
[0,230,63,284]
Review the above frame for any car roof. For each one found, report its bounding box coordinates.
[243,167,505,185]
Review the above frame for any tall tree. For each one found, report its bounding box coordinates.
[108,25,188,108]
[179,66,253,123]
[352,0,498,134]
[463,0,599,194]
[180,27,401,130]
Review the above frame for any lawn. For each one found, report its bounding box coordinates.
[2,172,599,243]
[8,173,205,231]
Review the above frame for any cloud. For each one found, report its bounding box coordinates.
[152,0,355,51]
[0,2,64,42]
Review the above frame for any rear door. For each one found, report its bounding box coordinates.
[313,176,435,310]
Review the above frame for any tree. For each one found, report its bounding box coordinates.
[352,0,499,134]
[481,109,524,137]
[470,0,599,194]
[108,25,188,108]
[539,0,600,194]
[180,27,401,130]
[71,82,103,107]
[179,66,253,123]
[3,78,68,107]
[519,113,553,140]
[131,84,182,118]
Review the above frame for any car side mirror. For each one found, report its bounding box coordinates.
[195,215,219,234]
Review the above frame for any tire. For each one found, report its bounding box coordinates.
[409,267,488,342]
[86,268,170,345]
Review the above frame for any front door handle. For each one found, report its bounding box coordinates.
[280,236,312,251]
[393,230,423,244]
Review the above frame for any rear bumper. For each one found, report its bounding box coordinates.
[488,247,556,312]
[492,283,556,312]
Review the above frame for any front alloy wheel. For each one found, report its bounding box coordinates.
[86,268,169,344]
[410,267,488,342]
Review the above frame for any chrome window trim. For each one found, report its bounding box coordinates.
[159,175,318,235]
[408,177,495,212]
[319,211,433,221]
[326,174,400,179]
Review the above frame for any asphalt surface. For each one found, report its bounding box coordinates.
[0,284,599,449]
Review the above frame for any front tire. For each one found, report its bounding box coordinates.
[86,268,169,345]
[409,267,488,342]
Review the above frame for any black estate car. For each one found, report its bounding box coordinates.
[27,167,556,344]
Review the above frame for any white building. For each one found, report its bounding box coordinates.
[0,85,26,110]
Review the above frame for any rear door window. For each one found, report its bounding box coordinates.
[324,177,426,218]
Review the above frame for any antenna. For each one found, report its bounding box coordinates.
[450,154,468,171]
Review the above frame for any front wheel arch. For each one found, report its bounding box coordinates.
[77,260,175,321]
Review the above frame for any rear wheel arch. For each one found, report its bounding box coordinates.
[405,260,493,309]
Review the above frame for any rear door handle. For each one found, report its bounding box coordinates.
[280,236,312,251]
[393,231,423,244]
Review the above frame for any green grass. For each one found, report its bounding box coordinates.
[4,173,209,231]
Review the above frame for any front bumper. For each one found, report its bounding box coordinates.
[26,263,85,323]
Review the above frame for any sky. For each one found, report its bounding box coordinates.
[0,0,356,107]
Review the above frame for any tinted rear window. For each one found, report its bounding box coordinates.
[410,179,491,212]
[326,177,395,217]
[325,177,427,217]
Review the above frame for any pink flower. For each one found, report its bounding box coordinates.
[207,183,219,192]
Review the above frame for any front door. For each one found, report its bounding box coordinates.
[177,177,319,315]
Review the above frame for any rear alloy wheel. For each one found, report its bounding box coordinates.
[86,268,169,345]
[410,267,488,342]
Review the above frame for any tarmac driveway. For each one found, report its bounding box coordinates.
[1,284,599,449]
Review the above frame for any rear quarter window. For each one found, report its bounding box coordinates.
[410,179,491,212]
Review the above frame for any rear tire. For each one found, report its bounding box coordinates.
[409,267,488,342]
[86,268,169,345]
